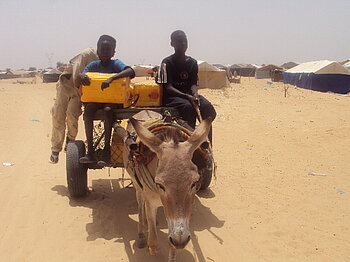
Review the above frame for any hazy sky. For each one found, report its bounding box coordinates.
[1,0,349,69]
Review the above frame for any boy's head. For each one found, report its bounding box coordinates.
[97,35,116,63]
[170,30,187,54]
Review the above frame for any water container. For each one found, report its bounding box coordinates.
[81,72,131,104]
[133,82,163,107]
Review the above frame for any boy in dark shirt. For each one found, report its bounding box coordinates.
[79,35,135,164]
[157,30,216,141]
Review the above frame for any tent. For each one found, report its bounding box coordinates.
[281,61,298,70]
[132,65,155,77]
[343,61,350,70]
[0,70,36,79]
[255,64,282,79]
[283,60,350,94]
[197,61,230,89]
[340,59,350,65]
[230,64,257,77]
[212,63,227,70]
[43,68,62,83]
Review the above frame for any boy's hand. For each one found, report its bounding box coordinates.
[101,78,113,90]
[190,85,200,106]
[186,94,199,107]
[193,92,200,106]
[79,74,91,86]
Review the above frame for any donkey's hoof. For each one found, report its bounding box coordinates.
[137,237,147,248]
[149,245,160,255]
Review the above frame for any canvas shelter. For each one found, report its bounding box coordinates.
[281,61,298,70]
[0,70,17,79]
[340,59,350,65]
[230,64,257,77]
[212,63,227,70]
[132,65,155,77]
[343,61,350,70]
[197,61,230,89]
[283,60,350,94]
[271,69,284,82]
[255,64,282,79]
[43,68,62,83]
[0,70,34,79]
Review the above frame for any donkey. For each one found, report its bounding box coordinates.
[122,114,211,262]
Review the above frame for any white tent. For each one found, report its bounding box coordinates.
[255,64,282,79]
[44,68,62,75]
[43,68,62,83]
[281,61,299,69]
[197,61,230,89]
[283,60,350,94]
[287,60,350,74]
[132,65,154,77]
[343,61,350,70]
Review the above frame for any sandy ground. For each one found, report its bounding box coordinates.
[0,76,349,262]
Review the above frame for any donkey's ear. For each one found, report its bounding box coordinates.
[130,117,163,155]
[184,118,212,154]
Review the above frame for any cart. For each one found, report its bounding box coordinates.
[66,107,215,198]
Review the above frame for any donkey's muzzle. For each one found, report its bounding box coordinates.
[169,234,191,249]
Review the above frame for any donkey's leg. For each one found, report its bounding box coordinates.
[168,245,176,262]
[136,190,147,248]
[145,201,159,255]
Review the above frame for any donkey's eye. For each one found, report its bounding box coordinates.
[156,183,165,192]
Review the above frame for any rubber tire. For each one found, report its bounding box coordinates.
[66,140,88,198]
[192,149,213,191]
[199,166,213,190]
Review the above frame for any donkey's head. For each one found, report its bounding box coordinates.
[130,118,212,249]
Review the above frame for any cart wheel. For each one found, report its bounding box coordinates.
[199,166,213,190]
[66,140,88,198]
[199,151,215,190]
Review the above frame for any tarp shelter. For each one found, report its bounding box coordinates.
[43,68,62,83]
[283,60,350,94]
[132,65,154,77]
[212,64,227,70]
[0,70,36,79]
[230,64,257,77]
[281,61,298,70]
[271,69,284,82]
[197,61,230,89]
[340,59,350,65]
[343,61,350,70]
[255,64,282,79]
